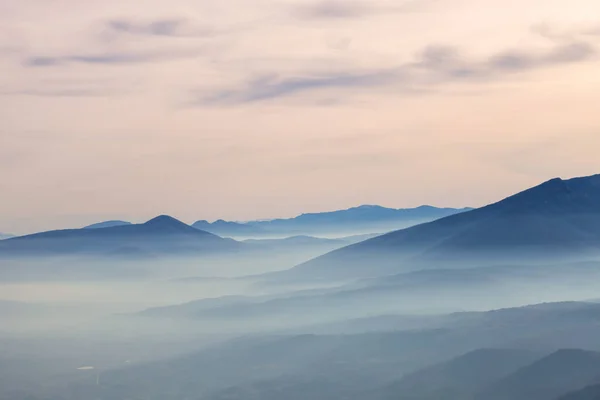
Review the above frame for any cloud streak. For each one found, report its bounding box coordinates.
[293,1,373,19]
[104,18,214,38]
[24,48,203,67]
[198,71,397,104]
[292,0,436,20]
[1,77,139,98]
[193,38,597,105]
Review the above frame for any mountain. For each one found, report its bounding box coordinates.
[193,205,471,238]
[0,233,14,240]
[377,348,542,400]
[0,215,242,257]
[60,305,600,400]
[559,383,600,400]
[14,301,600,400]
[83,220,132,229]
[193,219,266,237]
[276,174,600,281]
[477,349,600,400]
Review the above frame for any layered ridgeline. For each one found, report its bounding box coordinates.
[0,215,242,257]
[273,174,600,281]
[57,302,600,400]
[192,205,471,237]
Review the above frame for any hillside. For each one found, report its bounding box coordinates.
[275,174,600,281]
[0,215,242,257]
[559,384,600,400]
[477,349,600,400]
[377,348,542,400]
[83,220,132,229]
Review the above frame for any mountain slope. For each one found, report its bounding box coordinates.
[0,215,241,257]
[377,348,542,400]
[477,349,600,400]
[277,174,600,280]
[559,383,600,400]
[83,220,132,229]
[0,233,14,240]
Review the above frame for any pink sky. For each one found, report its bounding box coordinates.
[2,0,600,233]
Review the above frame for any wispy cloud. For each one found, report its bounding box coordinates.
[291,0,435,20]
[1,78,139,97]
[293,1,373,19]
[104,18,215,38]
[198,71,397,104]
[193,37,598,105]
[24,48,203,67]
[2,88,117,97]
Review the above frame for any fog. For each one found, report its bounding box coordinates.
[3,183,600,400]
[3,250,600,400]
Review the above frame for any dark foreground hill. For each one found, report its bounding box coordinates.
[377,348,542,400]
[478,349,600,400]
[559,383,600,400]
[275,174,600,281]
[0,215,242,257]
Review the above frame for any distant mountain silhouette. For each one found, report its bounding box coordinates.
[193,205,470,237]
[378,348,542,400]
[477,349,600,400]
[279,174,600,280]
[83,220,132,229]
[0,215,242,257]
[192,219,267,236]
[0,233,14,240]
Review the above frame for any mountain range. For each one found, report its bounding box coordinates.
[0,215,241,258]
[273,174,600,281]
[192,205,472,237]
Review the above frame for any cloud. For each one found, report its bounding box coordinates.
[1,78,138,97]
[293,1,373,19]
[196,71,398,104]
[193,38,598,105]
[3,88,115,97]
[24,48,203,67]
[291,0,435,20]
[104,18,214,37]
[489,42,594,71]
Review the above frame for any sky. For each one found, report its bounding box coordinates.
[2,0,600,234]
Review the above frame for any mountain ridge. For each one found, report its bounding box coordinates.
[272,174,600,281]
[192,205,471,237]
[0,215,240,257]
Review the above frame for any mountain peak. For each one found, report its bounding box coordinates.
[493,173,600,214]
[144,215,187,227]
